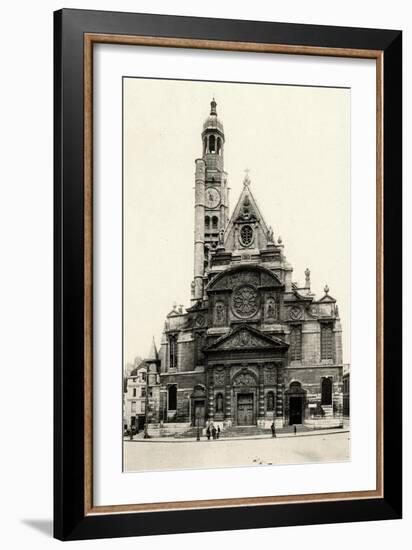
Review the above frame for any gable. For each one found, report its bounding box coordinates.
[317,294,336,303]
[223,183,271,252]
[206,325,288,352]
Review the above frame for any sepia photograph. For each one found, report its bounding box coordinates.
[122,77,351,473]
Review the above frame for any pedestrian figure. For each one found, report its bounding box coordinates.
[212,425,217,440]
[271,421,276,438]
[129,428,133,441]
[206,426,211,440]
[294,424,297,435]
[217,426,221,439]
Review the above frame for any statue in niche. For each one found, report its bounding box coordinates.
[267,392,275,411]
[266,296,278,320]
[214,301,225,324]
[267,226,274,244]
[218,229,225,246]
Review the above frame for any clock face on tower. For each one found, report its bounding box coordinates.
[205,187,221,209]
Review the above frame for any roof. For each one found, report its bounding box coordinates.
[224,177,270,245]
[146,337,158,362]
[202,98,224,134]
[129,361,146,377]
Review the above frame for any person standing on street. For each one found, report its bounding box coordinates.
[271,421,276,438]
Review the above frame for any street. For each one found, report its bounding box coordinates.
[123,431,350,472]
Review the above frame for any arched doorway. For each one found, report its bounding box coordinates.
[191,385,206,427]
[232,369,258,426]
[286,381,306,425]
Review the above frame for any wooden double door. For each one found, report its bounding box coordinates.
[237,393,255,426]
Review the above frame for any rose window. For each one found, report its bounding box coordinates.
[232,285,259,318]
[240,224,253,246]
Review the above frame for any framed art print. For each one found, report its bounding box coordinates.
[54,9,402,540]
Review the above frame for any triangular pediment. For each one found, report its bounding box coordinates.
[206,325,288,352]
[223,183,271,250]
[317,294,336,303]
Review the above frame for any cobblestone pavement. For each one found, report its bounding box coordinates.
[123,431,350,472]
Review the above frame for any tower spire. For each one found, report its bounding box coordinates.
[210,97,217,115]
[146,336,158,362]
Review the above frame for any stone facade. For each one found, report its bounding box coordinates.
[140,100,348,432]
[124,357,160,431]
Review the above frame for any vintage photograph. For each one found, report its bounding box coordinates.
[122,77,351,473]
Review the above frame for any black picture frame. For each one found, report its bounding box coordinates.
[54,8,402,541]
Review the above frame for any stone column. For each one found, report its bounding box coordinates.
[194,159,205,301]
[276,363,284,428]
[258,366,265,427]
[207,367,214,422]
[224,367,232,426]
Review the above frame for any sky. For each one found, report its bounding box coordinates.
[123,77,350,364]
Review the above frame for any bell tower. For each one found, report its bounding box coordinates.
[201,99,229,250]
[193,99,229,301]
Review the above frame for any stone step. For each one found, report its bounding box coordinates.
[221,426,271,438]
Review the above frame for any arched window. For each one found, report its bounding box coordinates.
[240,224,253,246]
[132,388,137,397]
[212,216,218,230]
[203,137,207,155]
[205,216,210,230]
[169,335,177,369]
[217,137,222,155]
[195,332,205,363]
[321,377,333,405]
[209,134,216,153]
[266,391,275,411]
[215,393,224,413]
[290,326,302,361]
[168,385,177,410]
[321,324,334,359]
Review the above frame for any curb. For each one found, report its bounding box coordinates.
[125,429,350,443]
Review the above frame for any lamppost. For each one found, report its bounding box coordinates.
[196,409,201,441]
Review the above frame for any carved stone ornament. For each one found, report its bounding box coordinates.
[196,314,205,326]
[229,271,259,288]
[265,365,277,384]
[219,329,271,350]
[214,368,226,386]
[232,285,259,318]
[289,305,303,320]
[233,371,256,387]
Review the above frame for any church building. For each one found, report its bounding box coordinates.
[142,99,346,434]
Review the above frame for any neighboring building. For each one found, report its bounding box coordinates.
[137,99,347,433]
[123,342,160,431]
[343,363,350,419]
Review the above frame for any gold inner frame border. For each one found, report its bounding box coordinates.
[83,33,384,516]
